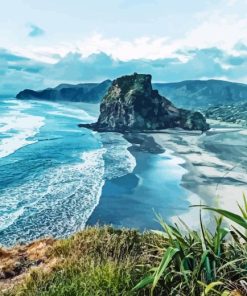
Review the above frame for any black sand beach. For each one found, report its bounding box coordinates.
[88,122,247,229]
[87,134,197,230]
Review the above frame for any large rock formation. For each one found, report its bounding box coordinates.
[80,73,209,132]
[16,80,112,103]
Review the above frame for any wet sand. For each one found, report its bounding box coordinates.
[88,121,247,229]
[152,121,247,213]
[87,134,195,230]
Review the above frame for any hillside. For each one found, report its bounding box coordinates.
[154,79,247,108]
[16,80,112,103]
[205,102,247,126]
[16,79,247,109]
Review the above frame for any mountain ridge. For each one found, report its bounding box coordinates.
[153,79,247,108]
[16,80,111,103]
[16,78,247,108]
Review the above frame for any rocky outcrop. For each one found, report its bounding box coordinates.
[16,80,112,103]
[80,73,209,132]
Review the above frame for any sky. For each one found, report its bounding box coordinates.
[1,0,247,95]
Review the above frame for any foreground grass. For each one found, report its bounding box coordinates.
[1,227,164,296]
[1,200,247,296]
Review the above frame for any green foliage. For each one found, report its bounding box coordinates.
[2,227,161,296]
[11,260,135,296]
[203,194,247,242]
[134,198,247,295]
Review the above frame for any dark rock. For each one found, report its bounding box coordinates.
[79,73,209,132]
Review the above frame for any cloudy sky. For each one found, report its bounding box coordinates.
[1,0,247,95]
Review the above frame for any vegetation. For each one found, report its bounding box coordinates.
[205,102,247,127]
[1,228,162,296]
[1,198,247,296]
[134,196,247,295]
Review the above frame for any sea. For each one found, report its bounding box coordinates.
[0,98,201,247]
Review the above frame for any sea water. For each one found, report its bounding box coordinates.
[0,99,136,246]
[0,98,199,247]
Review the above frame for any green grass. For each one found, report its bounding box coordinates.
[2,227,163,296]
[2,198,247,296]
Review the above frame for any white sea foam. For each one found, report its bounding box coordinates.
[48,104,96,121]
[3,99,32,110]
[0,109,45,159]
[239,129,247,135]
[0,208,24,232]
[0,148,106,243]
[99,133,137,180]
[0,100,138,244]
[48,110,96,121]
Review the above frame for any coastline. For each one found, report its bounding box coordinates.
[88,122,247,229]
[150,123,247,214]
[88,131,215,230]
[2,124,247,292]
[2,117,246,244]
[87,133,194,230]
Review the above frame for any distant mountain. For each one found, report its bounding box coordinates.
[16,79,247,108]
[205,102,247,126]
[80,73,209,132]
[153,80,247,109]
[16,80,112,103]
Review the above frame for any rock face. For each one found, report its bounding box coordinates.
[80,73,209,132]
[16,80,112,103]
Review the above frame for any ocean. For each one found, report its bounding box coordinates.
[0,99,198,247]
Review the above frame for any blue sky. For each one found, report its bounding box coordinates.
[1,0,247,94]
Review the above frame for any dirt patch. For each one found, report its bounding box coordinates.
[0,238,55,291]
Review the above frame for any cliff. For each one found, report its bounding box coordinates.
[80,73,209,132]
[16,80,112,103]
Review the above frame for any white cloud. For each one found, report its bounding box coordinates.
[8,5,247,65]
[226,0,238,6]
[180,11,247,51]
[0,0,247,66]
[75,34,175,61]
[1,0,247,92]
[9,34,178,63]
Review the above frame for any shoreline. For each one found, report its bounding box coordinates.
[87,124,247,230]
[87,132,194,230]
[1,122,246,247]
[114,122,247,223]
[150,124,247,214]
[123,133,213,227]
